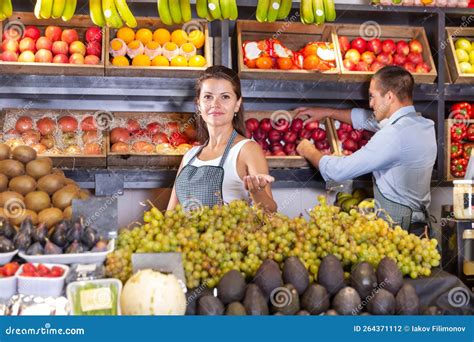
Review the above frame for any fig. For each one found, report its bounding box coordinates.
[50,221,69,248]
[44,239,63,255]
[13,230,31,251]
[67,220,84,243]
[19,217,34,236]
[0,236,15,253]
[31,222,48,244]
[0,218,16,240]
[26,241,44,255]
[65,240,85,254]
[82,227,98,249]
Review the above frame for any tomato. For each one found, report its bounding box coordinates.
[256,56,273,69]
[50,266,64,277]
[303,55,320,70]
[1,262,19,277]
[23,263,36,274]
[245,59,257,69]
[277,57,293,70]
[37,263,50,277]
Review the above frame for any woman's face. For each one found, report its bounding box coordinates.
[197,78,241,129]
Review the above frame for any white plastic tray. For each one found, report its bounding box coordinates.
[17,263,69,297]
[67,278,122,315]
[0,250,18,265]
[18,240,114,265]
[0,275,17,299]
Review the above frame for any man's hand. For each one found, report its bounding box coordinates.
[296,139,316,158]
[294,107,330,124]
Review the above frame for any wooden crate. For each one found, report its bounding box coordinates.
[2,108,107,168]
[328,119,376,156]
[106,112,195,169]
[445,27,474,84]
[236,20,340,81]
[0,12,105,76]
[445,119,474,181]
[333,24,437,83]
[245,111,338,168]
[105,18,211,78]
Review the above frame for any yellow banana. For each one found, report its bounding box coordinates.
[313,0,324,25]
[62,0,77,21]
[220,0,230,19]
[256,0,269,23]
[40,0,53,19]
[266,0,280,22]
[277,0,291,20]
[102,0,123,28]
[300,0,313,24]
[114,0,137,28]
[51,0,66,18]
[34,0,42,19]
[228,0,238,20]
[195,0,208,18]
[89,0,105,26]
[1,0,12,18]
[180,0,192,23]
[323,0,335,21]
[207,0,221,20]
[169,0,182,24]
[157,0,173,25]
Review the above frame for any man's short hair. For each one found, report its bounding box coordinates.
[373,66,414,102]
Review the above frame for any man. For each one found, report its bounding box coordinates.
[295,66,437,234]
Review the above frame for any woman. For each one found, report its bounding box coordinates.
[167,65,277,212]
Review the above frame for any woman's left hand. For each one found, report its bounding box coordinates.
[244,174,275,194]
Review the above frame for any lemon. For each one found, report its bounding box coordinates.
[171,29,188,46]
[188,55,206,67]
[188,30,205,49]
[152,56,169,67]
[116,27,135,44]
[132,54,151,67]
[170,55,188,67]
[112,56,130,66]
[153,28,171,45]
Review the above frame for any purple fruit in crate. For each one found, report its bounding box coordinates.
[44,239,63,255]
[26,241,44,255]
[65,240,85,254]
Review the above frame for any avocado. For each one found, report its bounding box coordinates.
[333,287,362,315]
[197,295,225,316]
[422,306,444,315]
[282,256,309,295]
[270,284,300,315]
[185,287,214,315]
[243,284,269,315]
[217,270,246,305]
[367,289,395,315]
[225,302,247,316]
[350,262,377,299]
[301,284,330,315]
[254,259,283,300]
[325,309,339,316]
[396,284,420,315]
[296,310,310,316]
[376,257,403,295]
[317,254,345,296]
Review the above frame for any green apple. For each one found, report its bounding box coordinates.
[456,48,470,63]
[455,38,472,52]
[470,50,474,65]
[459,61,472,73]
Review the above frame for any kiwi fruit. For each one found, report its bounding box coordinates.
[10,209,38,226]
[51,169,65,178]
[38,207,64,228]
[63,178,77,186]
[79,189,91,200]
[12,146,37,164]
[52,186,80,210]
[9,175,37,195]
[0,174,8,192]
[25,191,51,212]
[0,191,24,207]
[0,144,11,160]
[63,206,72,219]
[37,174,65,195]
[0,160,25,178]
[26,158,53,179]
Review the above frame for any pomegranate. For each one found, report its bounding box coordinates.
[147,122,162,135]
[36,117,56,136]
[152,133,170,144]
[110,127,130,144]
[84,143,102,154]
[81,116,96,131]
[21,130,41,144]
[82,130,99,144]
[58,116,78,132]
[15,116,34,133]
[111,142,130,153]
[126,119,141,132]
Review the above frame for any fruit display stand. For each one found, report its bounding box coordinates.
[445,27,474,84]
[333,24,437,83]
[236,20,340,81]
[105,17,212,78]
[0,12,105,76]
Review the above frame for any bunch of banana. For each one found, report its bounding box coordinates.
[156,0,193,25]
[194,0,238,22]
[34,0,77,21]
[300,0,336,25]
[90,0,137,28]
[0,0,13,21]
[256,0,291,23]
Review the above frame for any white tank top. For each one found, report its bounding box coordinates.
[181,139,252,204]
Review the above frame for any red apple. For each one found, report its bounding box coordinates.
[316,140,330,151]
[18,50,35,63]
[283,131,297,144]
[268,129,282,143]
[376,52,393,65]
[362,130,374,140]
[415,62,431,73]
[53,54,69,63]
[69,53,85,64]
[259,118,272,132]
[393,53,407,66]
[52,41,68,55]
[19,38,36,53]
[350,37,367,54]
[359,139,368,148]
[349,130,362,142]
[245,118,259,133]
[396,40,410,56]
[146,122,162,135]
[340,123,353,132]
[45,26,62,42]
[382,39,396,55]
[367,38,382,55]
[355,61,369,71]
[290,118,303,133]
[271,142,284,153]
[2,28,21,41]
[273,150,286,157]
[86,27,102,43]
[343,58,356,71]
[299,129,313,140]
[35,49,53,63]
[345,49,361,64]
[361,51,376,65]
[1,51,18,62]
[2,39,19,53]
[69,41,86,56]
[84,55,100,65]
[169,132,188,146]
[311,128,327,142]
[256,139,269,151]
[407,52,423,65]
[273,118,290,133]
[36,37,52,51]
[253,128,267,141]
[24,26,41,41]
[61,29,79,45]
[370,61,385,72]
[284,143,296,155]
[86,41,102,57]
[409,39,423,54]
[337,129,349,141]
[338,36,350,55]
[342,138,358,152]
[152,132,169,144]
[403,62,416,73]
[304,121,319,131]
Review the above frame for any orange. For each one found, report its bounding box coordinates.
[110,38,124,51]
[303,44,318,58]
[303,55,320,70]
[255,56,273,69]
[188,55,206,67]
[135,28,153,45]
[152,55,170,66]
[153,28,171,45]
[146,41,161,50]
[170,55,188,67]
[188,30,205,49]
[132,54,151,67]
[112,56,130,66]
[116,27,135,44]
[163,42,178,51]
[245,59,257,69]
[277,57,293,70]
[171,29,188,46]
[181,42,195,53]
[128,40,143,49]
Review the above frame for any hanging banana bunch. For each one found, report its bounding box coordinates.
[300,0,336,25]
[256,0,291,23]
[95,0,137,28]
[0,0,13,21]
[34,0,77,21]
[193,0,238,22]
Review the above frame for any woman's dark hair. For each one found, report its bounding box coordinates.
[194,65,246,144]
[373,66,414,102]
